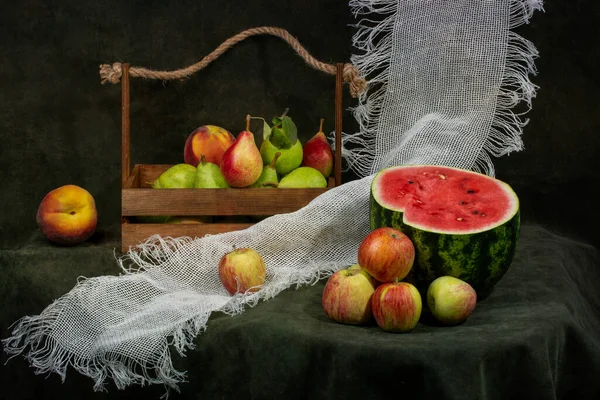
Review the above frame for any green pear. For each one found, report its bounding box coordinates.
[152,164,196,188]
[260,138,303,176]
[194,154,230,188]
[165,216,213,224]
[278,166,328,188]
[251,152,281,188]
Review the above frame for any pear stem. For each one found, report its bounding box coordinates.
[200,154,206,164]
[281,108,289,118]
[319,118,324,133]
[246,114,251,132]
[270,152,282,169]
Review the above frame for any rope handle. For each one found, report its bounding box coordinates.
[99,26,367,98]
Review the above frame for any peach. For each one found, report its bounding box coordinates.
[36,184,97,246]
[184,125,236,167]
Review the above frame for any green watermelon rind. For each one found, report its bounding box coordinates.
[369,165,521,297]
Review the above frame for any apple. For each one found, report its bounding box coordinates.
[36,184,98,246]
[321,264,378,325]
[358,227,415,283]
[372,281,422,333]
[184,125,236,167]
[218,247,267,295]
[427,276,477,325]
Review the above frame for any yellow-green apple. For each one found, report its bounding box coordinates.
[220,115,263,187]
[218,247,267,295]
[321,264,378,325]
[358,227,415,283]
[427,276,477,325]
[184,125,236,167]
[36,184,97,246]
[301,118,333,178]
[372,281,422,333]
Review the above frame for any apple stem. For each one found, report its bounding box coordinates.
[319,118,324,133]
[246,114,251,132]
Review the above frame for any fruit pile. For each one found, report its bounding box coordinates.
[321,164,521,332]
[322,227,478,332]
[153,110,334,190]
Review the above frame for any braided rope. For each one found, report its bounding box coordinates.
[99,26,367,98]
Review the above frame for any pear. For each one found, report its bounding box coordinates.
[260,139,303,176]
[259,111,303,175]
[166,216,213,224]
[278,166,328,189]
[220,115,263,188]
[301,118,334,178]
[194,154,230,188]
[152,164,196,188]
[251,152,281,188]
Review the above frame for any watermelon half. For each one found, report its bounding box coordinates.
[370,164,520,298]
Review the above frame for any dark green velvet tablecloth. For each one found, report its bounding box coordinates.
[1,223,599,400]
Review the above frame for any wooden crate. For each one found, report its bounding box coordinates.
[119,63,345,253]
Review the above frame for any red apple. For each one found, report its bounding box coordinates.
[358,227,415,283]
[36,184,97,246]
[322,264,378,325]
[184,125,236,167]
[372,281,422,333]
[218,247,266,295]
[427,276,477,325]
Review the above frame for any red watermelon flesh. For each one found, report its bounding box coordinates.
[371,165,519,235]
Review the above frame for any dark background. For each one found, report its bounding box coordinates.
[0,0,598,249]
[1,0,599,399]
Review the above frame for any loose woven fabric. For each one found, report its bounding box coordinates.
[3,0,543,395]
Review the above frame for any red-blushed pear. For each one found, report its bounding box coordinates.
[184,125,236,167]
[218,247,267,295]
[220,115,263,188]
[321,264,378,325]
[427,276,477,326]
[358,227,415,283]
[372,281,422,333]
[301,118,333,178]
[36,184,98,246]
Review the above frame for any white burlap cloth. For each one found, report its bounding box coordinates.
[3,0,543,396]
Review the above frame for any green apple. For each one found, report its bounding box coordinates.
[427,276,477,325]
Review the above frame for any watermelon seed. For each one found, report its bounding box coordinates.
[439,174,446,180]
[472,210,479,215]
[467,189,476,194]
[460,201,467,205]
[457,217,463,221]
[408,180,414,184]
[481,213,486,217]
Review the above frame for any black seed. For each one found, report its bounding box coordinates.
[467,189,475,194]
[408,180,414,184]
[460,201,467,205]
[472,210,479,215]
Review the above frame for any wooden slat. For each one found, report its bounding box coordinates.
[334,63,343,187]
[121,222,254,253]
[121,63,131,188]
[123,165,140,189]
[122,186,333,216]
